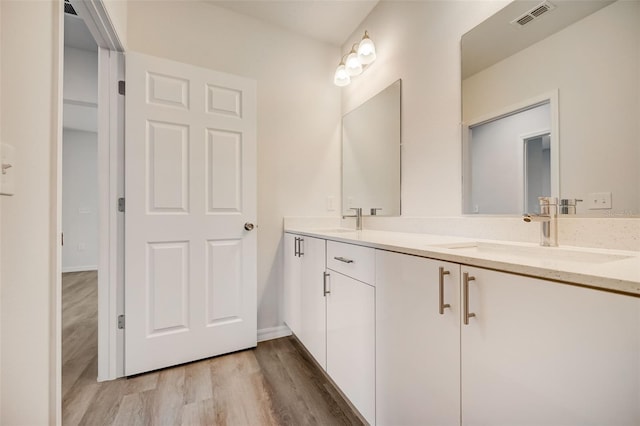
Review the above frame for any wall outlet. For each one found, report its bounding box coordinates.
[326,196,335,211]
[587,192,612,209]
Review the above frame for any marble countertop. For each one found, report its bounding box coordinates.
[284,226,640,296]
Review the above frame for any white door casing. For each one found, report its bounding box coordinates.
[125,52,257,376]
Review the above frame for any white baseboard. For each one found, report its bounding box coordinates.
[257,325,292,342]
[62,265,98,273]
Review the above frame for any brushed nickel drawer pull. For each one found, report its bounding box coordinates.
[463,272,476,325]
[323,272,331,296]
[333,256,354,264]
[439,267,451,315]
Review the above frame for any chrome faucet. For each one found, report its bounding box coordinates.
[523,197,558,247]
[343,207,363,231]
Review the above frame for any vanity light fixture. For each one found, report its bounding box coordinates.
[334,30,376,87]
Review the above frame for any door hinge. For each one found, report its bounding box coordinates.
[118,314,125,329]
[118,80,125,95]
[118,197,125,212]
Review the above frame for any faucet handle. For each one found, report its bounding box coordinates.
[350,207,362,214]
[538,196,557,205]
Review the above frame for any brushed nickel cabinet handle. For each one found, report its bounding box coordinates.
[333,256,354,264]
[439,267,451,315]
[463,272,476,325]
[298,238,304,257]
[294,237,299,257]
[323,272,331,296]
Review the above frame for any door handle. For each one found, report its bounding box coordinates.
[333,256,354,264]
[438,267,451,314]
[244,222,254,231]
[463,272,476,325]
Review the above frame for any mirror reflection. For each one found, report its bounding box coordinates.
[462,0,639,216]
[342,79,401,217]
[464,100,554,214]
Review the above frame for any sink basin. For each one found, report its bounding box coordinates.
[431,242,633,264]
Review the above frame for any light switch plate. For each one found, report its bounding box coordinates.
[1,143,16,196]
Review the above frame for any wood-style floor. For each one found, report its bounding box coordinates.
[62,271,363,426]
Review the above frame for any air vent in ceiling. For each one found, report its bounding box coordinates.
[64,0,77,16]
[511,1,556,26]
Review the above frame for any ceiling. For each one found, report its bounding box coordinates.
[206,0,379,46]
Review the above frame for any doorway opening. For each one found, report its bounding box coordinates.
[61,1,101,418]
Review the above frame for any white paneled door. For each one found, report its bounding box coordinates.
[124,53,257,376]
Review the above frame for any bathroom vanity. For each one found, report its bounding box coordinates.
[283,226,640,426]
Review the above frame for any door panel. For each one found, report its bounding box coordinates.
[125,52,257,376]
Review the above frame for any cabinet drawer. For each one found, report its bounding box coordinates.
[327,241,375,285]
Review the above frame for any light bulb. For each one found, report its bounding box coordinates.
[345,51,363,76]
[357,32,376,65]
[334,64,350,87]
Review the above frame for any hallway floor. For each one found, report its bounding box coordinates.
[62,271,363,425]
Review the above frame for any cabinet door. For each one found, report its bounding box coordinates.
[298,236,327,369]
[283,233,301,335]
[375,250,461,426]
[461,266,640,425]
[326,271,375,425]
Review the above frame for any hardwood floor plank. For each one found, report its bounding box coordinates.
[62,355,101,426]
[62,272,364,426]
[112,391,153,426]
[183,360,213,404]
[149,367,186,425]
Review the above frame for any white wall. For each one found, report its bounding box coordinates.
[340,1,509,216]
[463,1,640,215]
[63,46,98,133]
[62,129,99,272]
[64,46,98,104]
[102,0,127,49]
[126,1,342,331]
[0,0,61,424]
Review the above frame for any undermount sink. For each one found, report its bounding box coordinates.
[431,242,633,264]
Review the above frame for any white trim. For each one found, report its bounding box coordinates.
[520,129,552,212]
[70,0,123,52]
[62,265,98,273]
[97,48,125,381]
[257,325,292,342]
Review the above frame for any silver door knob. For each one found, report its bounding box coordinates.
[244,222,255,231]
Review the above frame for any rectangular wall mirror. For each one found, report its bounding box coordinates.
[462,0,639,216]
[342,79,401,217]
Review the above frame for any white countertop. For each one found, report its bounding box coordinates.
[284,227,640,296]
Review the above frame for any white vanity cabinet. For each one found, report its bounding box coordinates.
[283,233,327,369]
[375,250,461,426]
[326,241,376,425]
[285,230,640,426]
[461,265,640,425]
